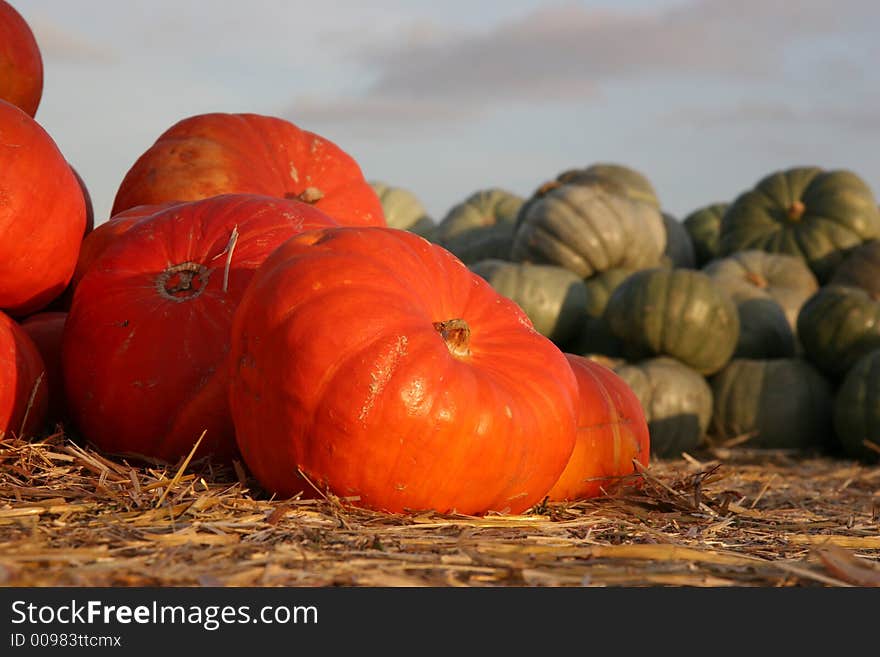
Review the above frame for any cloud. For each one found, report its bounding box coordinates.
[289,96,479,130]
[28,15,116,63]
[284,0,879,131]
[667,102,880,132]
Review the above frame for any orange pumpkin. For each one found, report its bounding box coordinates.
[229,226,579,515]
[0,100,86,316]
[0,309,47,437]
[70,166,95,238]
[0,0,42,117]
[62,194,338,463]
[40,167,100,312]
[70,202,182,292]
[20,311,66,423]
[546,355,650,502]
[112,112,386,228]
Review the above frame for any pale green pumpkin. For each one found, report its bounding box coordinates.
[613,357,713,459]
[469,259,588,346]
[703,250,818,359]
[369,181,435,237]
[433,188,523,264]
[511,183,666,278]
[556,162,660,209]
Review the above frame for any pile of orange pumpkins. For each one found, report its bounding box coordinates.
[0,1,649,515]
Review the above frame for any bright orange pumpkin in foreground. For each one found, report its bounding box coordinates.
[0,100,86,316]
[0,0,42,117]
[546,354,650,502]
[62,194,338,463]
[229,226,579,515]
[111,112,386,228]
[0,310,47,437]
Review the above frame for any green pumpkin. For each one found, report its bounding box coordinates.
[833,349,880,462]
[703,250,818,358]
[710,358,833,450]
[369,181,435,237]
[661,212,696,269]
[730,298,795,359]
[514,163,659,235]
[683,202,727,268]
[613,357,713,459]
[469,259,588,345]
[433,188,524,264]
[702,250,816,330]
[719,167,880,282]
[829,240,880,299]
[797,285,880,380]
[605,268,739,375]
[557,163,660,209]
[511,183,666,278]
[565,268,635,357]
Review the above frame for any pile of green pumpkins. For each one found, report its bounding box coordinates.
[370,163,880,463]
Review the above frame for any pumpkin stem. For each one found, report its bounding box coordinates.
[433,319,471,358]
[535,180,562,198]
[156,262,210,301]
[287,186,324,204]
[744,271,768,289]
[787,200,806,222]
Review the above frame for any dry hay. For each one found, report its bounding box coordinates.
[1,430,879,587]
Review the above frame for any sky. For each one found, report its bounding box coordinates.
[13,0,880,225]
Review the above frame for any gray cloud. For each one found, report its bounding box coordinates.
[286,0,878,130]
[668,102,880,132]
[289,96,481,132]
[28,15,116,63]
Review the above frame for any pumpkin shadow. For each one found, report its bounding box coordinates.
[734,297,795,359]
[648,414,705,459]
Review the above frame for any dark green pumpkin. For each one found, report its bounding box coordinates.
[433,188,523,264]
[829,239,880,299]
[719,167,880,282]
[605,268,739,375]
[710,358,832,450]
[469,259,588,345]
[833,348,880,462]
[613,357,713,459]
[661,212,696,269]
[565,268,634,357]
[731,298,795,359]
[797,285,880,380]
[683,202,727,267]
[511,183,666,278]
